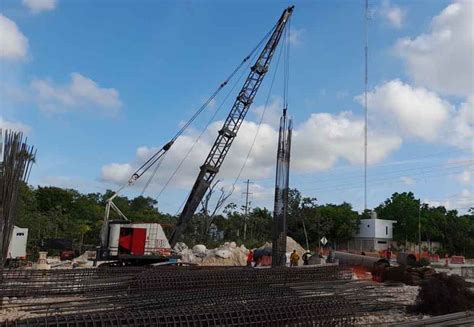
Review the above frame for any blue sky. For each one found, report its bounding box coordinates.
[1,0,472,214]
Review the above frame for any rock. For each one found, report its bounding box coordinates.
[215,249,232,259]
[192,244,207,257]
[229,242,237,248]
[174,242,188,254]
[179,249,195,263]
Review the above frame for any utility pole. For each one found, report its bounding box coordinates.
[364,0,369,210]
[243,179,253,241]
[418,203,422,259]
[364,0,369,211]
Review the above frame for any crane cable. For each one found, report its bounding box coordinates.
[173,19,291,215]
[153,44,262,201]
[283,16,290,110]
[140,154,166,196]
[137,25,277,195]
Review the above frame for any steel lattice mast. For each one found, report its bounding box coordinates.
[272,109,292,267]
[169,6,294,247]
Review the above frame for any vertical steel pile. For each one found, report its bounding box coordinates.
[272,109,292,267]
[0,130,36,265]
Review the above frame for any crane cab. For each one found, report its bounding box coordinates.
[98,221,175,266]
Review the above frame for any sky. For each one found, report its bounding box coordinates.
[0,0,473,215]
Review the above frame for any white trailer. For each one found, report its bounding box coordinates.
[7,226,28,259]
[106,221,171,257]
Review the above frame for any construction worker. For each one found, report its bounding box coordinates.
[246,250,254,267]
[290,250,299,267]
[302,251,311,265]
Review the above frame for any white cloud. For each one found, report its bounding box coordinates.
[101,100,402,192]
[395,0,474,97]
[449,95,474,149]
[31,73,122,113]
[208,98,217,110]
[363,79,452,142]
[380,1,406,29]
[289,27,304,45]
[0,14,29,60]
[425,188,473,211]
[100,163,133,185]
[456,170,472,186]
[23,0,57,14]
[292,112,402,171]
[401,176,415,185]
[0,116,31,134]
[251,97,283,128]
[362,79,473,149]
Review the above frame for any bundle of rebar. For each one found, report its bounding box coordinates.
[6,296,357,326]
[0,130,36,264]
[0,265,351,297]
[1,265,368,325]
[0,265,421,326]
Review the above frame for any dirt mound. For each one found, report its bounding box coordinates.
[254,236,306,265]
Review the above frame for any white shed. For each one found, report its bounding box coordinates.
[7,226,28,259]
[355,218,395,240]
[349,213,396,252]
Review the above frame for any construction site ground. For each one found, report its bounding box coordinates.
[1,238,473,325]
[0,265,455,326]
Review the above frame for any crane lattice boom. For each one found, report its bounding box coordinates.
[169,6,294,247]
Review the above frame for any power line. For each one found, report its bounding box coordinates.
[301,166,473,193]
[299,160,474,188]
[247,164,473,197]
[243,156,473,186]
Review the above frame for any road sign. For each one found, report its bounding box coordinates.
[320,236,328,246]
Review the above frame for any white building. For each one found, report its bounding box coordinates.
[348,212,396,252]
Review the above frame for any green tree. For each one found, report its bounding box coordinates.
[376,192,420,248]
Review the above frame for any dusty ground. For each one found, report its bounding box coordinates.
[355,284,423,325]
[1,296,83,321]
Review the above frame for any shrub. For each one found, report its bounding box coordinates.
[418,257,430,267]
[410,273,474,315]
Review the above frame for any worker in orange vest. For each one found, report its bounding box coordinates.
[247,250,254,267]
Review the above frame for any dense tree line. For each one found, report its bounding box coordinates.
[16,184,174,255]
[375,192,474,257]
[15,184,474,257]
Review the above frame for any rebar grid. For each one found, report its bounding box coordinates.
[2,266,367,326]
[1,265,350,298]
[5,296,357,327]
